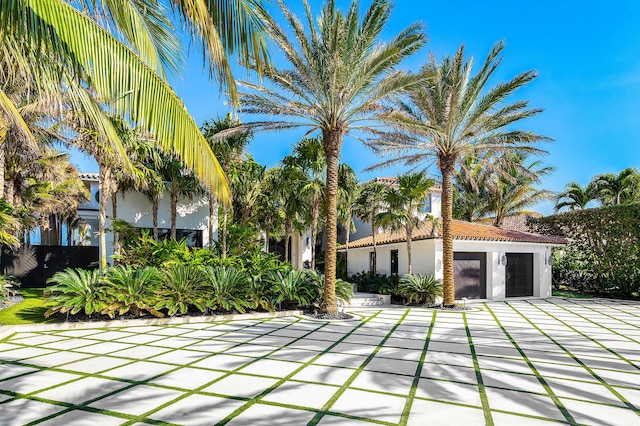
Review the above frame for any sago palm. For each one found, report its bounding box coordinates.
[234,0,426,313]
[370,42,550,307]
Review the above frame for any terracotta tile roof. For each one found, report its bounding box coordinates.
[342,219,566,249]
[477,212,543,233]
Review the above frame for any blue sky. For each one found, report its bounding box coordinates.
[71,0,640,215]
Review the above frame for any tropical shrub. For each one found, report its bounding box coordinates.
[348,271,398,295]
[155,264,209,316]
[398,274,443,304]
[101,266,163,318]
[529,205,640,297]
[45,268,105,318]
[202,266,251,313]
[266,269,318,309]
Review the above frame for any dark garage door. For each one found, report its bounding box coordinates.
[506,253,534,297]
[454,252,487,299]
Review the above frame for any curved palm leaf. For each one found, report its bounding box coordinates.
[2,0,230,202]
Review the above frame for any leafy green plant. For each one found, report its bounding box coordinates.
[44,268,105,318]
[398,274,443,304]
[155,264,208,315]
[266,269,318,309]
[202,266,251,313]
[101,265,163,318]
[334,278,355,306]
[530,205,640,297]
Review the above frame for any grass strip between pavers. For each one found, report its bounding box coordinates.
[462,312,494,426]
[507,301,640,416]
[397,310,435,426]
[307,309,412,426]
[206,309,392,426]
[484,303,577,425]
[549,298,640,340]
[1,317,307,424]
[529,300,640,373]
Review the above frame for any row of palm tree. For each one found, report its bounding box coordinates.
[3,0,550,312]
[555,168,640,211]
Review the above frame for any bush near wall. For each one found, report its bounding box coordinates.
[529,205,640,297]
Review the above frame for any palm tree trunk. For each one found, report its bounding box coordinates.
[170,181,177,239]
[310,199,319,270]
[152,195,159,240]
[345,222,351,276]
[371,216,377,276]
[98,166,111,271]
[209,195,215,248]
[284,218,292,262]
[4,179,14,207]
[112,192,120,257]
[407,227,412,275]
[321,131,342,315]
[0,128,5,200]
[441,160,456,307]
[222,206,228,258]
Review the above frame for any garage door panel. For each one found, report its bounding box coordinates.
[454,252,487,299]
[506,253,533,297]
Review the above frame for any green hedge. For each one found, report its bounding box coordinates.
[529,205,640,297]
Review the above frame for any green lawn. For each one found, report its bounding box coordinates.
[552,288,592,299]
[0,288,59,325]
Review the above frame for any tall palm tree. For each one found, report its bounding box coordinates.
[232,0,426,313]
[201,115,252,254]
[555,181,596,212]
[229,154,266,227]
[1,0,273,205]
[369,42,549,307]
[255,166,285,252]
[354,180,389,276]
[337,164,360,269]
[377,172,434,274]
[284,138,326,270]
[591,168,639,206]
[272,164,306,264]
[487,152,554,227]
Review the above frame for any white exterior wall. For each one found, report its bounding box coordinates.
[78,180,215,262]
[345,239,554,301]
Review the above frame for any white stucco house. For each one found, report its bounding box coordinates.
[77,173,315,268]
[341,178,565,301]
[77,173,215,261]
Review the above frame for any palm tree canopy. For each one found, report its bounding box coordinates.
[378,172,434,231]
[555,181,596,212]
[367,41,550,172]
[232,0,427,139]
[591,167,639,206]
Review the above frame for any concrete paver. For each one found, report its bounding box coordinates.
[1,298,640,425]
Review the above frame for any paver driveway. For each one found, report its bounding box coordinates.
[1,298,640,425]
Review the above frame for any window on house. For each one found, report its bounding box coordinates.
[391,250,398,276]
[369,251,375,273]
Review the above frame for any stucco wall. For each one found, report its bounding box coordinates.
[345,238,554,301]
